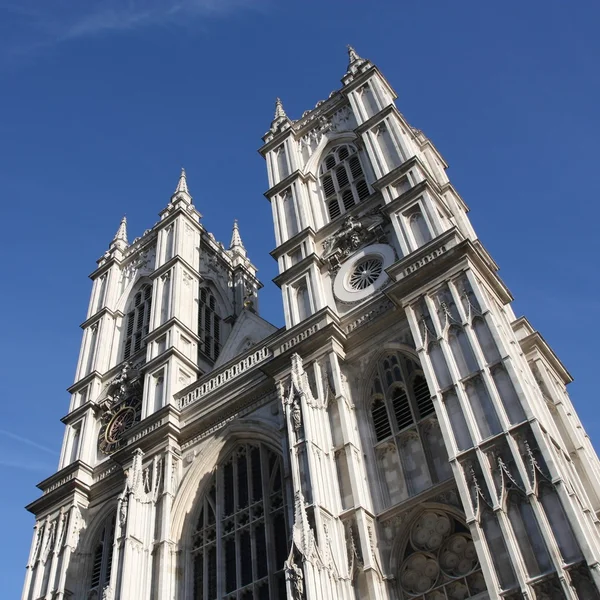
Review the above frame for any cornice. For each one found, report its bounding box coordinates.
[61,402,95,425]
[270,227,316,259]
[145,316,201,347]
[150,254,198,281]
[384,231,513,307]
[27,461,94,515]
[67,370,102,395]
[372,156,426,191]
[80,306,122,330]
[272,253,324,288]
[156,204,204,232]
[355,103,397,135]
[142,341,202,376]
[263,170,314,200]
[518,327,573,385]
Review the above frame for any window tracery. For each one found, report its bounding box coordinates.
[124,283,152,359]
[88,513,116,599]
[319,144,370,222]
[397,510,487,599]
[198,288,222,362]
[368,352,451,506]
[191,443,288,600]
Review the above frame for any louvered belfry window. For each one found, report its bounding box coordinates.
[199,288,222,361]
[89,514,116,596]
[319,144,370,221]
[124,284,152,359]
[370,352,451,505]
[192,443,288,600]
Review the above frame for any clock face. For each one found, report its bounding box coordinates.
[98,395,142,455]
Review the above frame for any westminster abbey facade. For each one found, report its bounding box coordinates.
[22,47,600,600]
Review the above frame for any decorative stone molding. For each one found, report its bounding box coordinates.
[322,209,387,271]
[179,346,272,408]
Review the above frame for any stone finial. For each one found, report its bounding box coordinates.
[113,215,128,245]
[230,219,245,251]
[274,97,287,120]
[175,167,188,194]
[342,44,372,86]
[347,45,361,63]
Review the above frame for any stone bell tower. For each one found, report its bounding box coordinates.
[259,46,600,600]
[21,47,600,600]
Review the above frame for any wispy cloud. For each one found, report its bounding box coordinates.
[0,457,55,473]
[0,429,59,456]
[0,0,264,63]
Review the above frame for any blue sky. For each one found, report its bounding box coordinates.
[1,0,600,595]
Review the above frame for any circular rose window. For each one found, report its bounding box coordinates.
[333,243,395,303]
[348,257,384,290]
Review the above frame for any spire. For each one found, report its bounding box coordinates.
[175,168,188,194]
[111,215,128,248]
[229,219,247,257]
[168,166,193,207]
[274,97,287,120]
[267,97,291,137]
[342,44,372,85]
[347,45,361,64]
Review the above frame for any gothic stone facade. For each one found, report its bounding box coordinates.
[22,48,600,600]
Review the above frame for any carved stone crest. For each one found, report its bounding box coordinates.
[322,209,387,271]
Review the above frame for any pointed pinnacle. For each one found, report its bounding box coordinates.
[347,45,361,63]
[230,218,246,255]
[175,167,188,194]
[274,97,287,120]
[113,215,128,244]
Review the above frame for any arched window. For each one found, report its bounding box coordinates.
[506,491,552,577]
[491,365,526,425]
[88,513,116,598]
[295,283,312,323]
[191,443,288,599]
[368,352,451,506]
[397,509,487,599]
[408,209,432,248]
[375,122,401,170]
[275,144,289,180]
[359,83,379,118]
[319,145,370,221]
[480,506,517,589]
[198,288,222,362]
[124,283,152,359]
[448,326,478,377]
[538,483,582,564]
[282,189,299,239]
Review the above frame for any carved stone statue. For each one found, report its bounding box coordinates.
[106,361,140,406]
[285,560,304,599]
[322,210,387,270]
[291,398,302,432]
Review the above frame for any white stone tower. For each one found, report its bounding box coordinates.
[22,48,600,600]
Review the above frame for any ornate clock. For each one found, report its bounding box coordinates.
[97,362,143,456]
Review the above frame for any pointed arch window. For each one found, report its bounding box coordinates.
[275,144,289,181]
[124,283,152,359]
[538,483,582,564]
[191,443,288,600]
[88,514,116,598]
[506,491,553,576]
[295,281,312,323]
[368,352,451,507]
[282,189,299,239]
[198,288,222,362]
[375,122,401,170]
[407,208,432,248]
[319,144,370,222]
